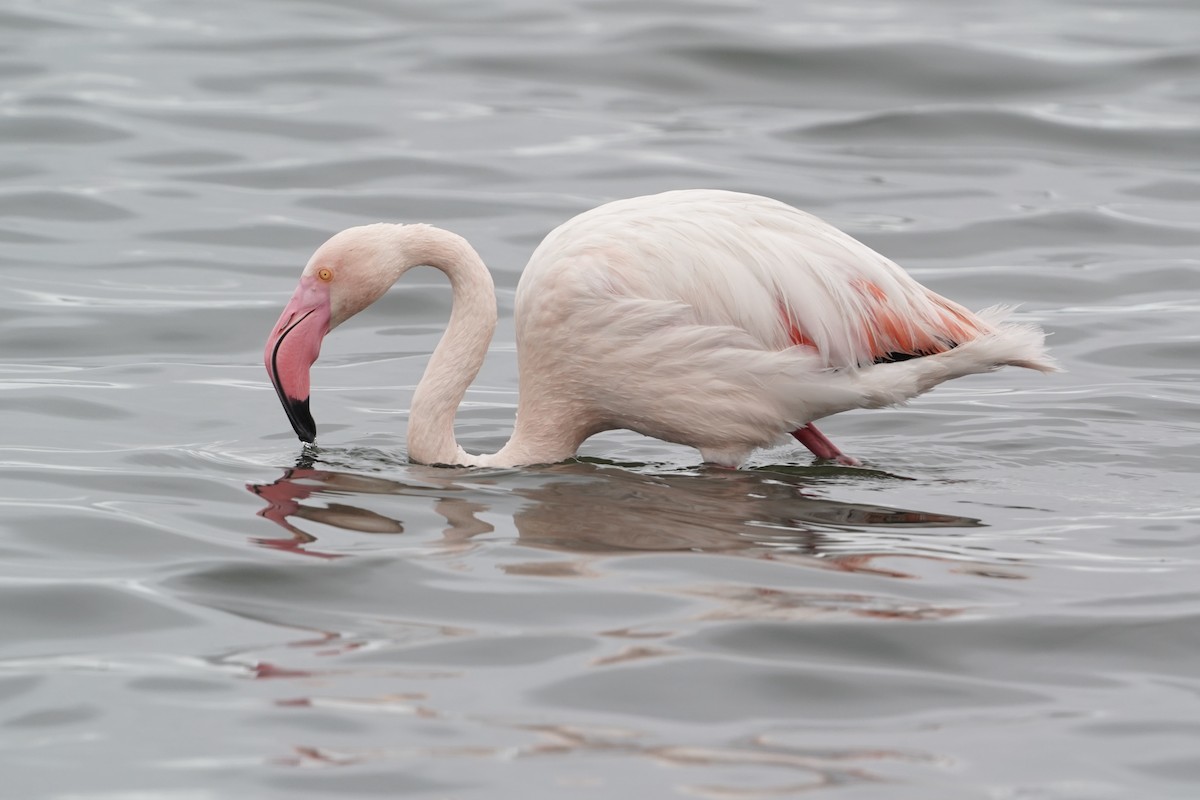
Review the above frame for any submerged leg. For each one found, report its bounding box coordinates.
[792,424,861,466]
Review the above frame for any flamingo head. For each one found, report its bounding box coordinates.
[264,225,407,443]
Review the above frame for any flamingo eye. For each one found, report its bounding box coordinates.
[317,268,334,282]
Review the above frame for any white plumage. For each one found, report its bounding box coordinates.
[264,190,1056,468]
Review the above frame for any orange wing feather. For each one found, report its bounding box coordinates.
[782,280,987,366]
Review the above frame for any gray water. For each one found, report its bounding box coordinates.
[3,0,1199,797]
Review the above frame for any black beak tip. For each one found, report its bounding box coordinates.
[285,396,317,444]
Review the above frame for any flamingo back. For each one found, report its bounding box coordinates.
[520,190,988,371]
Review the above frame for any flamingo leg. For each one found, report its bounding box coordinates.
[792,424,861,466]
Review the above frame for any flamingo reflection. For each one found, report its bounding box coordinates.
[248,455,982,574]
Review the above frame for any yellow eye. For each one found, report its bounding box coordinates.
[317,267,334,282]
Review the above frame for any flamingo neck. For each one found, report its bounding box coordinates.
[402,226,498,466]
[393,226,584,468]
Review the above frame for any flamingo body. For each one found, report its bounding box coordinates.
[265,190,1055,467]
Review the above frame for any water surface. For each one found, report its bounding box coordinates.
[2,1,1199,797]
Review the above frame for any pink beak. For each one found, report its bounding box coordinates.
[264,276,332,443]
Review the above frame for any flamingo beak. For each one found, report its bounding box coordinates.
[264,276,332,443]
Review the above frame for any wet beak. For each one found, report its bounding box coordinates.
[264,277,332,443]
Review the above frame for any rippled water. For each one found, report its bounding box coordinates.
[3,1,1200,797]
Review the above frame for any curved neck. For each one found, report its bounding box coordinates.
[402,227,498,466]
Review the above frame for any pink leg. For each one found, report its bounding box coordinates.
[792,424,861,466]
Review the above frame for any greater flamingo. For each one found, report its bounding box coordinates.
[265,190,1055,467]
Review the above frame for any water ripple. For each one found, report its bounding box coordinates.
[863,208,1200,258]
[126,110,384,142]
[179,155,506,190]
[790,106,1200,162]
[0,190,134,221]
[0,114,132,144]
